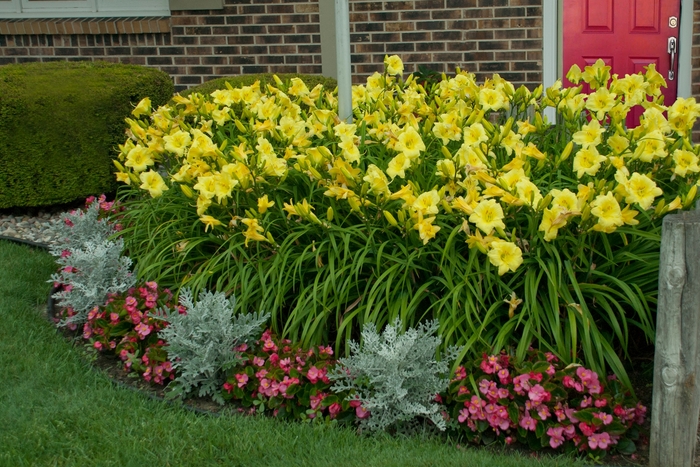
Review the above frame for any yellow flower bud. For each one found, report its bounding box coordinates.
[112,160,126,172]
[684,185,698,209]
[348,196,361,212]
[234,120,247,132]
[383,210,398,226]
[273,74,283,87]
[441,146,452,159]
[654,198,666,217]
[560,141,574,162]
[327,206,334,222]
[180,184,194,198]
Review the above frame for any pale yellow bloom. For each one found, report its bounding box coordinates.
[487,239,523,275]
[585,87,616,120]
[384,55,404,76]
[338,138,361,164]
[624,173,663,210]
[139,170,168,198]
[633,130,666,162]
[199,215,222,232]
[386,153,411,179]
[257,195,275,214]
[607,134,630,155]
[566,64,582,84]
[241,218,267,246]
[432,121,462,145]
[163,130,192,157]
[288,77,310,97]
[115,172,131,185]
[479,87,506,111]
[469,199,505,235]
[590,192,624,232]
[193,175,217,199]
[573,119,604,148]
[363,164,391,197]
[125,145,154,172]
[672,149,700,177]
[413,216,440,244]
[515,179,543,208]
[539,206,568,241]
[462,123,488,147]
[132,97,151,118]
[412,190,440,216]
[573,147,606,178]
[550,188,581,213]
[395,126,425,160]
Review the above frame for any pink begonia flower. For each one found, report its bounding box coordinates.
[512,374,531,394]
[545,352,558,362]
[310,392,326,411]
[253,356,265,367]
[457,385,470,396]
[547,426,565,448]
[580,396,592,408]
[594,398,608,408]
[563,424,576,439]
[528,384,550,403]
[109,341,116,349]
[594,412,613,425]
[279,358,292,372]
[135,322,152,340]
[109,312,120,324]
[480,355,501,374]
[505,436,514,445]
[145,281,158,291]
[235,373,249,388]
[355,405,370,419]
[82,323,93,339]
[64,218,74,227]
[458,408,470,423]
[453,365,467,381]
[319,345,334,356]
[328,402,342,419]
[61,249,71,258]
[295,356,306,367]
[536,404,551,421]
[635,403,647,424]
[63,266,75,273]
[546,364,556,376]
[87,307,99,321]
[262,339,278,352]
[268,353,280,366]
[255,369,268,380]
[467,396,486,419]
[588,432,611,450]
[93,341,103,350]
[497,368,511,385]
[579,422,596,437]
[497,387,510,400]
[519,416,537,431]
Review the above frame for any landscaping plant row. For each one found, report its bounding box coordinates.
[50,196,645,459]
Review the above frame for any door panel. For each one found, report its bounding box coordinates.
[564,0,680,126]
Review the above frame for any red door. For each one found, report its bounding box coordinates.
[563,0,680,126]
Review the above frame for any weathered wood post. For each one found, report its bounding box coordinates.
[650,208,700,467]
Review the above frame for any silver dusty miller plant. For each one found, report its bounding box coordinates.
[48,201,117,257]
[156,288,269,405]
[50,240,135,326]
[330,318,461,433]
[49,203,135,327]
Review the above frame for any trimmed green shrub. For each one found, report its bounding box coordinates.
[180,73,337,97]
[0,61,173,208]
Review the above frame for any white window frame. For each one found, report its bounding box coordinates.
[0,0,170,18]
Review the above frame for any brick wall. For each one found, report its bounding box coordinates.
[0,0,543,91]
[349,0,542,87]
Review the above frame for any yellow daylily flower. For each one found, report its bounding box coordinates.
[487,239,523,275]
[469,199,506,235]
[199,214,223,232]
[139,170,168,198]
[257,195,275,214]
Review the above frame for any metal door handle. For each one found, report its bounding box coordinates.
[668,37,677,81]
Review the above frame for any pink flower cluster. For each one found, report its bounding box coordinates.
[81,281,177,385]
[222,330,356,422]
[446,351,646,454]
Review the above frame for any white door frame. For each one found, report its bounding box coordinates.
[543,0,692,99]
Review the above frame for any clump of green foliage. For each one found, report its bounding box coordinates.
[0,61,173,208]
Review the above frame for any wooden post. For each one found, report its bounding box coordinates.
[650,209,700,467]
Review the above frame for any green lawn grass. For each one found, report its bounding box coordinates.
[0,240,588,467]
